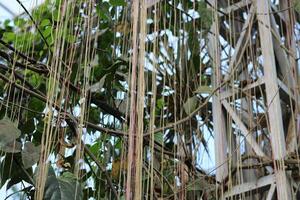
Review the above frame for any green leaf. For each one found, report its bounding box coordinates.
[20,118,35,135]
[89,142,101,158]
[66,34,76,43]
[0,153,33,189]
[22,142,40,169]
[43,26,52,38]
[154,132,164,145]
[3,32,15,42]
[46,35,54,46]
[157,98,164,110]
[42,167,83,200]
[0,117,21,148]
[120,195,125,200]
[96,3,110,20]
[183,96,198,115]
[28,73,42,88]
[295,1,300,13]
[109,0,126,6]
[198,1,213,31]
[53,10,60,21]
[28,97,45,114]
[88,107,100,124]
[14,18,26,27]
[41,19,51,27]
[4,19,11,28]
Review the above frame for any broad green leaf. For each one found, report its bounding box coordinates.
[28,73,42,88]
[28,97,45,114]
[22,142,40,169]
[3,32,15,42]
[96,3,111,20]
[45,171,83,200]
[0,117,21,148]
[183,96,198,115]
[53,10,60,21]
[46,35,54,46]
[3,19,11,28]
[14,18,26,27]
[0,153,33,189]
[89,142,101,158]
[41,19,51,27]
[43,26,52,38]
[59,172,77,180]
[88,107,100,124]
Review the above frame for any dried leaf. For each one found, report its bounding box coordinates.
[194,85,212,94]
[1,141,22,153]
[0,117,21,149]
[112,159,127,180]
[22,142,40,168]
[187,177,215,191]
[90,75,107,93]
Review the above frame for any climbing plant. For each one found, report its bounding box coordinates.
[0,0,244,199]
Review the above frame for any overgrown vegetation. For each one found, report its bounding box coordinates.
[0,0,299,199]
[0,0,216,199]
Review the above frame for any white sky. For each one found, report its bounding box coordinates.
[0,0,44,19]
